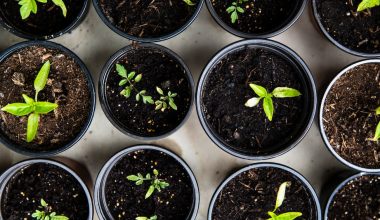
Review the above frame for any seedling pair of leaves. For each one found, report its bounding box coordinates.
[267,182,302,220]
[127,169,170,199]
[226,0,248,23]
[136,215,157,220]
[245,83,301,121]
[1,61,58,142]
[32,199,69,220]
[18,0,67,20]
[357,0,380,11]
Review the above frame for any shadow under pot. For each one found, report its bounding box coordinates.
[94,145,200,220]
[206,0,306,38]
[92,0,203,42]
[196,39,317,160]
[324,172,380,219]
[0,0,89,40]
[0,159,93,220]
[312,0,380,57]
[99,43,194,140]
[0,41,96,156]
[208,163,322,220]
[320,59,380,172]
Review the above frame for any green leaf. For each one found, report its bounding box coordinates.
[27,113,39,142]
[134,74,142,83]
[127,175,140,181]
[357,0,380,11]
[370,121,380,141]
[249,83,268,97]
[116,64,127,78]
[41,199,48,207]
[226,6,235,13]
[119,79,128,86]
[128,71,136,80]
[122,87,131,98]
[153,169,159,176]
[271,212,302,220]
[245,97,261,107]
[272,87,301,98]
[231,11,238,23]
[376,106,380,115]
[150,215,157,220]
[34,61,51,98]
[263,97,274,121]
[268,211,277,218]
[136,93,141,101]
[34,102,58,114]
[143,96,154,104]
[22,94,34,104]
[136,180,143,185]
[136,217,148,220]
[159,181,169,188]
[183,0,195,6]
[169,100,177,110]
[156,87,164,95]
[1,103,33,116]
[19,0,37,19]
[52,0,67,17]
[236,6,244,13]
[145,185,155,199]
[274,182,289,212]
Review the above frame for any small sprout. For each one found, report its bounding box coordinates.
[18,0,67,20]
[32,199,69,220]
[368,106,380,142]
[136,215,157,220]
[1,61,58,142]
[154,87,178,112]
[127,169,170,199]
[245,83,301,121]
[357,0,380,11]
[226,0,248,23]
[267,182,302,220]
[183,0,195,6]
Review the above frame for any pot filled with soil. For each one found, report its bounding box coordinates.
[320,59,380,172]
[0,0,89,40]
[99,43,193,140]
[0,159,93,220]
[0,41,96,156]
[94,144,200,220]
[206,0,307,38]
[324,172,380,219]
[93,0,203,42]
[208,163,322,220]
[196,39,317,160]
[312,0,380,57]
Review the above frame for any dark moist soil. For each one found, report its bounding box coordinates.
[323,63,380,169]
[105,149,194,220]
[202,46,306,156]
[105,45,191,137]
[328,175,380,219]
[99,0,199,38]
[211,0,302,35]
[317,0,380,54]
[0,0,85,38]
[0,46,90,152]
[212,167,317,220]
[1,163,89,220]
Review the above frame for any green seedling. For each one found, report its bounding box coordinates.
[155,87,177,112]
[368,106,380,141]
[127,169,170,199]
[226,0,248,23]
[245,83,301,121]
[18,0,67,20]
[136,215,157,220]
[32,199,69,220]
[183,0,196,6]
[267,182,302,220]
[357,0,380,11]
[1,61,58,142]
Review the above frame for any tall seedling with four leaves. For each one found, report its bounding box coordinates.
[1,61,58,142]
[245,83,301,121]
[226,0,248,23]
[267,182,302,220]
[32,198,69,220]
[18,0,67,20]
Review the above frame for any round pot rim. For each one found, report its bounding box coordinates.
[0,0,89,40]
[98,43,194,140]
[207,162,322,220]
[311,0,380,58]
[205,0,308,39]
[93,144,200,220]
[319,59,380,172]
[0,40,96,157]
[196,38,317,160]
[92,0,204,42]
[323,172,379,218]
[0,158,94,220]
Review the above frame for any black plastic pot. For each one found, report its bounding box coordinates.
[205,0,307,39]
[92,0,204,42]
[0,40,96,157]
[312,0,380,58]
[196,39,317,160]
[0,0,89,40]
[94,144,200,220]
[208,163,322,220]
[0,158,94,219]
[99,43,194,140]
[319,59,380,173]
